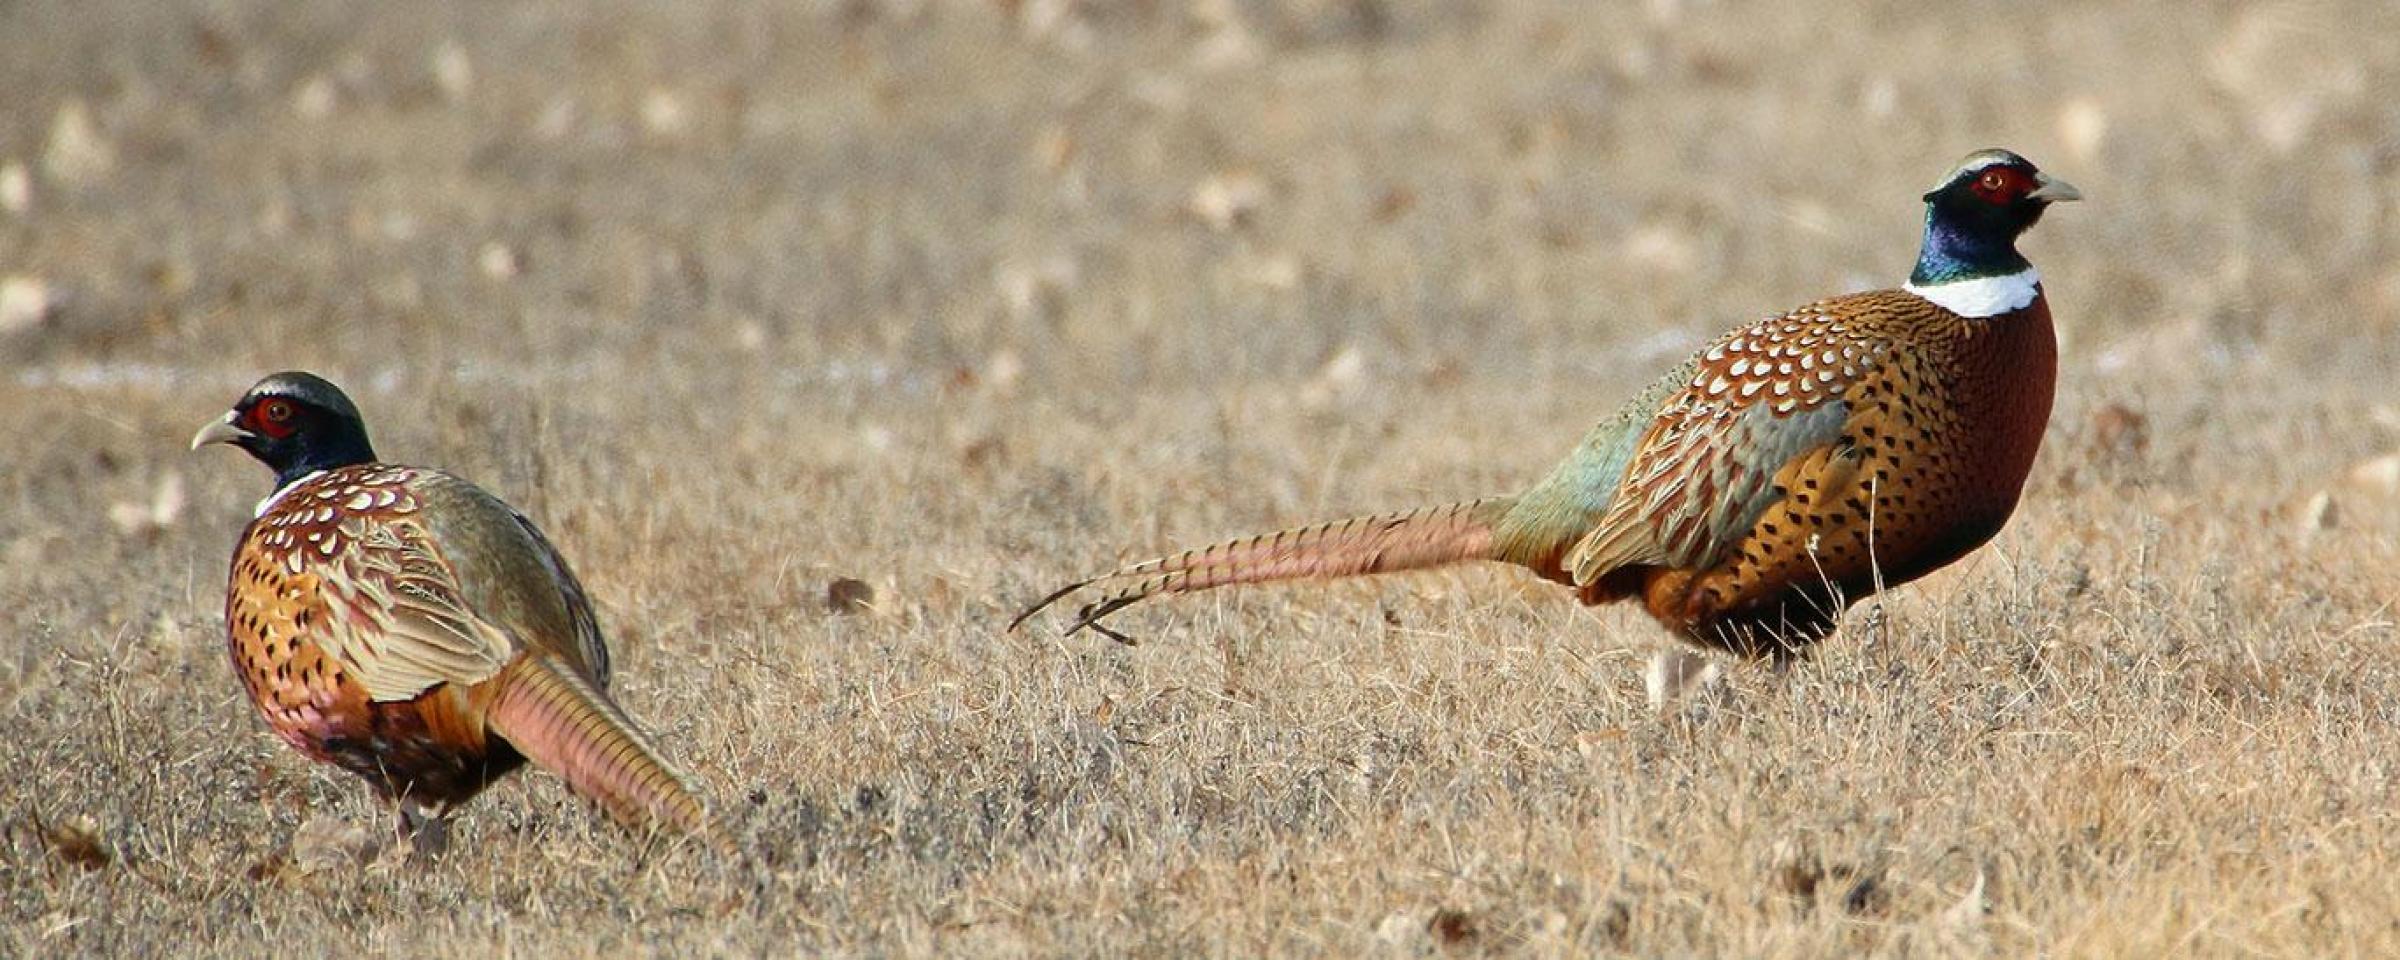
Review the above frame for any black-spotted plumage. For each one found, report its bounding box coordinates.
[194,372,709,850]
[1018,149,2080,660]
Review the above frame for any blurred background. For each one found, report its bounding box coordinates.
[6,0,2397,387]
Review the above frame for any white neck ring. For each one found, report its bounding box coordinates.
[1904,267,2041,318]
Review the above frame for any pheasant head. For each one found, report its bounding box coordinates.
[190,371,379,493]
[1907,149,2082,316]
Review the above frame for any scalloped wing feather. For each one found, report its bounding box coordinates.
[1562,303,1887,584]
[313,520,516,703]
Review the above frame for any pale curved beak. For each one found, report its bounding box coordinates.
[2029,172,2082,203]
[190,414,251,451]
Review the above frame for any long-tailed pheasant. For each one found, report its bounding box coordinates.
[192,372,711,851]
[1017,149,2079,663]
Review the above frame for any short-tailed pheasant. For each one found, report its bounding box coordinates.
[1017,149,2079,663]
[193,372,711,851]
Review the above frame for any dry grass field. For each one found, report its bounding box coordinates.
[6,0,2400,955]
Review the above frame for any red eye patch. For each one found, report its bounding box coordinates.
[244,397,299,439]
[1970,167,2030,203]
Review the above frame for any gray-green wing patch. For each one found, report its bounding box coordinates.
[1491,356,1699,567]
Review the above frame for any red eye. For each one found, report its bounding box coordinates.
[1972,168,2022,203]
[248,398,298,438]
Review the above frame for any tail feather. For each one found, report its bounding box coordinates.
[487,656,715,841]
[1012,497,1515,638]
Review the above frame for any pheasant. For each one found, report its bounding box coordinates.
[1017,149,2079,667]
[192,372,712,852]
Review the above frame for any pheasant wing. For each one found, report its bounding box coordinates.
[311,518,516,703]
[1564,306,1887,583]
[497,503,610,684]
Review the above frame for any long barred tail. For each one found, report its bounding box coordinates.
[1010,498,1516,641]
[487,655,717,843]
